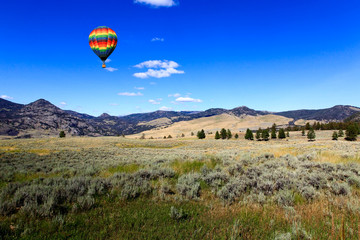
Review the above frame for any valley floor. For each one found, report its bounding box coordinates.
[0,131,360,239]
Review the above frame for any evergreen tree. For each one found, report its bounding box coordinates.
[338,129,344,137]
[59,131,66,138]
[301,129,305,136]
[227,129,232,139]
[168,135,173,139]
[215,131,220,140]
[332,131,338,141]
[305,122,311,130]
[345,124,358,141]
[245,129,254,140]
[197,129,206,139]
[234,133,239,139]
[220,128,227,139]
[140,133,145,139]
[278,128,286,139]
[191,132,194,136]
[181,133,185,137]
[262,129,270,141]
[256,128,262,141]
[307,128,316,141]
[286,131,290,137]
[271,123,277,139]
[164,136,167,139]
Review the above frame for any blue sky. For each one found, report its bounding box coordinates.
[1,0,360,116]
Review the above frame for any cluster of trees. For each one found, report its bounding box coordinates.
[286,121,360,132]
[244,124,289,141]
[331,123,359,141]
[214,128,232,140]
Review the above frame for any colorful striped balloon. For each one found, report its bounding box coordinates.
[89,26,117,68]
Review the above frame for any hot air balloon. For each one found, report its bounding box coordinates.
[89,26,117,68]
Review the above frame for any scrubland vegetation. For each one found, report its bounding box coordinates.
[1,131,360,239]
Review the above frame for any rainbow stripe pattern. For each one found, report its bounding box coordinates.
[89,26,117,64]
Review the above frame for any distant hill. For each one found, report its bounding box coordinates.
[1,98,359,138]
[275,105,360,121]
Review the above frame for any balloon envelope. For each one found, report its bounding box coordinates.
[89,26,117,68]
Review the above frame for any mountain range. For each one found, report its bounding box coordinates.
[1,98,359,138]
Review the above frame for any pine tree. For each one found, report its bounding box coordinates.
[271,123,277,139]
[332,131,338,141]
[245,129,254,140]
[220,128,227,139]
[227,129,232,139]
[286,131,290,137]
[215,131,220,140]
[278,128,286,139]
[191,132,194,136]
[262,129,270,141]
[338,129,344,137]
[307,128,316,141]
[256,128,262,141]
[197,129,206,139]
[345,124,358,141]
[305,122,311,130]
[301,129,305,136]
[234,133,239,139]
[59,131,66,138]
[168,135,173,139]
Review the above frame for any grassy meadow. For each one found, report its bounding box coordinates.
[1,131,360,239]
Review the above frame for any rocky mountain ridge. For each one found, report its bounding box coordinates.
[0,98,359,137]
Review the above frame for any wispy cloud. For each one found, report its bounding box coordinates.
[0,95,13,100]
[168,93,181,97]
[134,87,145,90]
[159,106,173,111]
[133,60,184,79]
[134,0,177,7]
[150,82,157,85]
[105,59,111,63]
[148,99,161,105]
[59,101,67,106]
[151,37,164,42]
[109,103,119,106]
[105,67,118,72]
[175,97,203,103]
[118,92,143,96]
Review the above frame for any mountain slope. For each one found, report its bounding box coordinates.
[0,99,99,136]
[275,105,360,121]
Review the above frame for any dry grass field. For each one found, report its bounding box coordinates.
[0,130,360,239]
[130,113,294,139]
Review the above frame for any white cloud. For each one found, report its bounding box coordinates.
[0,95,14,100]
[148,99,161,105]
[105,59,111,63]
[151,37,164,42]
[159,106,173,111]
[175,97,203,103]
[60,101,67,106]
[134,87,145,90]
[105,67,118,72]
[133,60,184,79]
[168,93,181,98]
[135,0,176,7]
[118,92,143,96]
[109,103,119,106]
[135,60,179,69]
[150,82,157,85]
